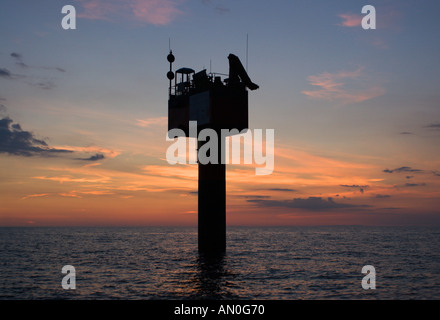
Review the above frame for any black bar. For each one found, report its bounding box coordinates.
[1,300,435,319]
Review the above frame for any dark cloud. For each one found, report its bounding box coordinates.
[267,188,297,192]
[0,116,72,157]
[3,74,54,91]
[340,184,368,193]
[41,66,66,73]
[7,52,66,86]
[1,66,55,90]
[16,62,29,68]
[383,166,423,174]
[340,184,368,188]
[248,196,371,211]
[374,194,391,199]
[77,153,105,161]
[32,81,56,90]
[400,132,413,135]
[10,52,22,59]
[202,0,230,14]
[404,183,426,187]
[0,68,12,78]
[240,195,271,199]
[425,123,440,130]
[433,171,440,177]
[7,51,65,79]
[215,6,230,14]
[10,52,28,68]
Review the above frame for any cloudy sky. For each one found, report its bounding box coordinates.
[1,0,440,226]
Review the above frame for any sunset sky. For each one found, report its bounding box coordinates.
[1,0,440,226]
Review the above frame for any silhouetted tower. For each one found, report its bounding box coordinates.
[167,51,259,255]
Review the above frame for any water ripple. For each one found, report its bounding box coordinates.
[0,226,439,299]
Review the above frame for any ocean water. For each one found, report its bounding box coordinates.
[0,226,439,300]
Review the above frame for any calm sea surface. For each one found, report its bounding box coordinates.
[1,226,439,300]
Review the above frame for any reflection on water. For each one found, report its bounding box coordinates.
[191,253,228,299]
[1,226,440,299]
[174,251,238,300]
[189,252,241,300]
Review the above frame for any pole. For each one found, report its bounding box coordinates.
[197,133,226,255]
[246,33,249,72]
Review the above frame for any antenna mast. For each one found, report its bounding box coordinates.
[246,33,249,72]
[166,38,175,97]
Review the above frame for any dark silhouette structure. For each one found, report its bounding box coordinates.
[167,51,258,255]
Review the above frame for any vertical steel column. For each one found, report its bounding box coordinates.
[197,134,226,255]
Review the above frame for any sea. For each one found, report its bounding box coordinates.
[1,226,439,300]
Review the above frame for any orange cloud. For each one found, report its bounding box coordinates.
[23,190,118,200]
[77,0,183,25]
[142,164,197,180]
[80,190,114,195]
[302,67,385,104]
[130,0,183,25]
[83,163,102,168]
[33,175,109,184]
[33,160,197,198]
[21,193,50,200]
[59,191,83,198]
[136,116,168,128]
[54,145,120,159]
[338,13,362,27]
[77,0,117,21]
